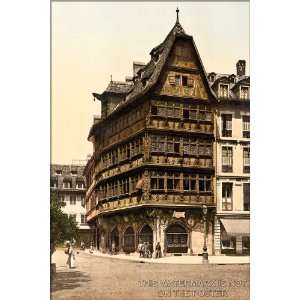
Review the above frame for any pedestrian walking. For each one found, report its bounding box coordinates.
[89,241,94,254]
[137,242,143,257]
[155,242,162,258]
[65,241,76,268]
[142,242,146,258]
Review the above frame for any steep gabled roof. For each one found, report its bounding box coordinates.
[125,20,217,103]
[88,20,217,140]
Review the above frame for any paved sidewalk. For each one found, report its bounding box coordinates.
[84,249,249,265]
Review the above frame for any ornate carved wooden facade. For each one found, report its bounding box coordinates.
[84,17,218,255]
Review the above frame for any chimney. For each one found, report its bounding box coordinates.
[236,60,246,76]
[133,61,146,77]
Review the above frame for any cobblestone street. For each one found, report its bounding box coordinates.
[51,249,249,300]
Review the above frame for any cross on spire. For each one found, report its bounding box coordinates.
[176,7,179,23]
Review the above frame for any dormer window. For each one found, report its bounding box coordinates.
[219,84,229,98]
[175,75,181,85]
[182,76,188,86]
[229,75,236,83]
[240,86,249,99]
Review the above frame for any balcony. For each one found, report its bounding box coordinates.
[86,192,215,220]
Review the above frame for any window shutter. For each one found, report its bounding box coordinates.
[187,78,194,87]
[168,75,175,85]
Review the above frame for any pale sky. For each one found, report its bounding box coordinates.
[51,1,249,165]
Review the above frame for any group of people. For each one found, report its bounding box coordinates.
[64,240,163,268]
[137,241,162,259]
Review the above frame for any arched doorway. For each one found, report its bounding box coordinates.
[166,223,188,253]
[110,227,119,252]
[123,226,135,253]
[139,225,153,253]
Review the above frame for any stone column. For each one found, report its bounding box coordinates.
[236,236,243,255]
[160,221,167,256]
[214,216,221,255]
[119,229,124,254]
[153,218,158,256]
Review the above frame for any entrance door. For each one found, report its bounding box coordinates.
[111,227,119,252]
[139,225,153,253]
[166,223,188,253]
[123,227,135,253]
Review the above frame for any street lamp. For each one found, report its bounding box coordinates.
[202,205,209,264]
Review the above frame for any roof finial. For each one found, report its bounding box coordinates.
[176,7,179,23]
[110,74,112,82]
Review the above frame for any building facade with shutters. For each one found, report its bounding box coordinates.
[208,61,250,255]
[51,164,91,245]
[84,16,218,256]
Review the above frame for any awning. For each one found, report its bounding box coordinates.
[220,219,250,236]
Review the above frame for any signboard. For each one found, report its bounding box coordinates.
[173,211,185,218]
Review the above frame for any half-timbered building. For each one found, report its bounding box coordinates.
[84,14,218,255]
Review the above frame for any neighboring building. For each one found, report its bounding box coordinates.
[51,164,91,244]
[208,61,250,255]
[84,13,218,256]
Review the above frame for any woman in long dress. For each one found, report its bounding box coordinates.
[65,242,76,268]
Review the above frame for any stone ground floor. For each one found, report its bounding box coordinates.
[51,249,249,300]
[89,207,215,256]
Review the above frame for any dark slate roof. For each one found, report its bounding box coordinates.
[207,72,250,100]
[102,81,133,95]
[88,21,217,140]
[125,21,216,104]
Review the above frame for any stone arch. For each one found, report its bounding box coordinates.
[123,226,135,253]
[110,226,120,252]
[165,222,189,253]
[138,224,154,252]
